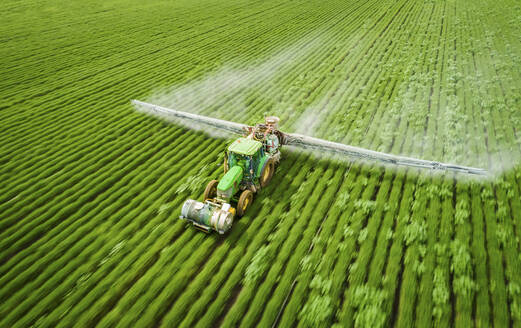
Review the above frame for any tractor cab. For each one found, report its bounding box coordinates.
[206,137,276,205]
[225,137,264,185]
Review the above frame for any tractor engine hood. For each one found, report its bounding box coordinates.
[217,165,243,200]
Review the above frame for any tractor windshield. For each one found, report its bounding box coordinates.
[228,152,247,168]
[229,152,254,177]
[228,152,238,168]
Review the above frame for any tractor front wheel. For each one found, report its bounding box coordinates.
[237,190,253,217]
[203,180,219,201]
[260,158,275,188]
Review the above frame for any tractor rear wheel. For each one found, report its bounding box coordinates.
[260,158,275,188]
[203,180,219,201]
[237,190,253,217]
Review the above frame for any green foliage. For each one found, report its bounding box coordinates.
[357,228,368,243]
[176,164,211,194]
[243,245,270,285]
[299,295,332,327]
[432,267,449,322]
[404,220,427,246]
[450,240,476,297]
[300,254,315,273]
[439,184,453,199]
[455,199,470,225]
[354,200,377,216]
[352,285,387,328]
[335,191,351,211]
[298,275,333,327]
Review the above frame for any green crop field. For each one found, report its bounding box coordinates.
[1,0,521,326]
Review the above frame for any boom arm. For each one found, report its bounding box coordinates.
[132,99,488,176]
[132,99,248,134]
[282,133,488,176]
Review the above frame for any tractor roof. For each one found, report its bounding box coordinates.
[228,138,262,156]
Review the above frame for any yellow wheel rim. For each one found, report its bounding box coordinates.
[263,164,270,183]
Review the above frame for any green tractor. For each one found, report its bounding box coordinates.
[180,117,281,233]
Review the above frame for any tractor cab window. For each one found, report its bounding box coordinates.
[251,149,262,170]
[245,156,253,175]
[234,154,254,179]
[228,152,238,168]
[229,152,249,171]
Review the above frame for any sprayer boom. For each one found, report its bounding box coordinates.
[132,99,488,176]
[131,99,247,134]
[283,134,487,176]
